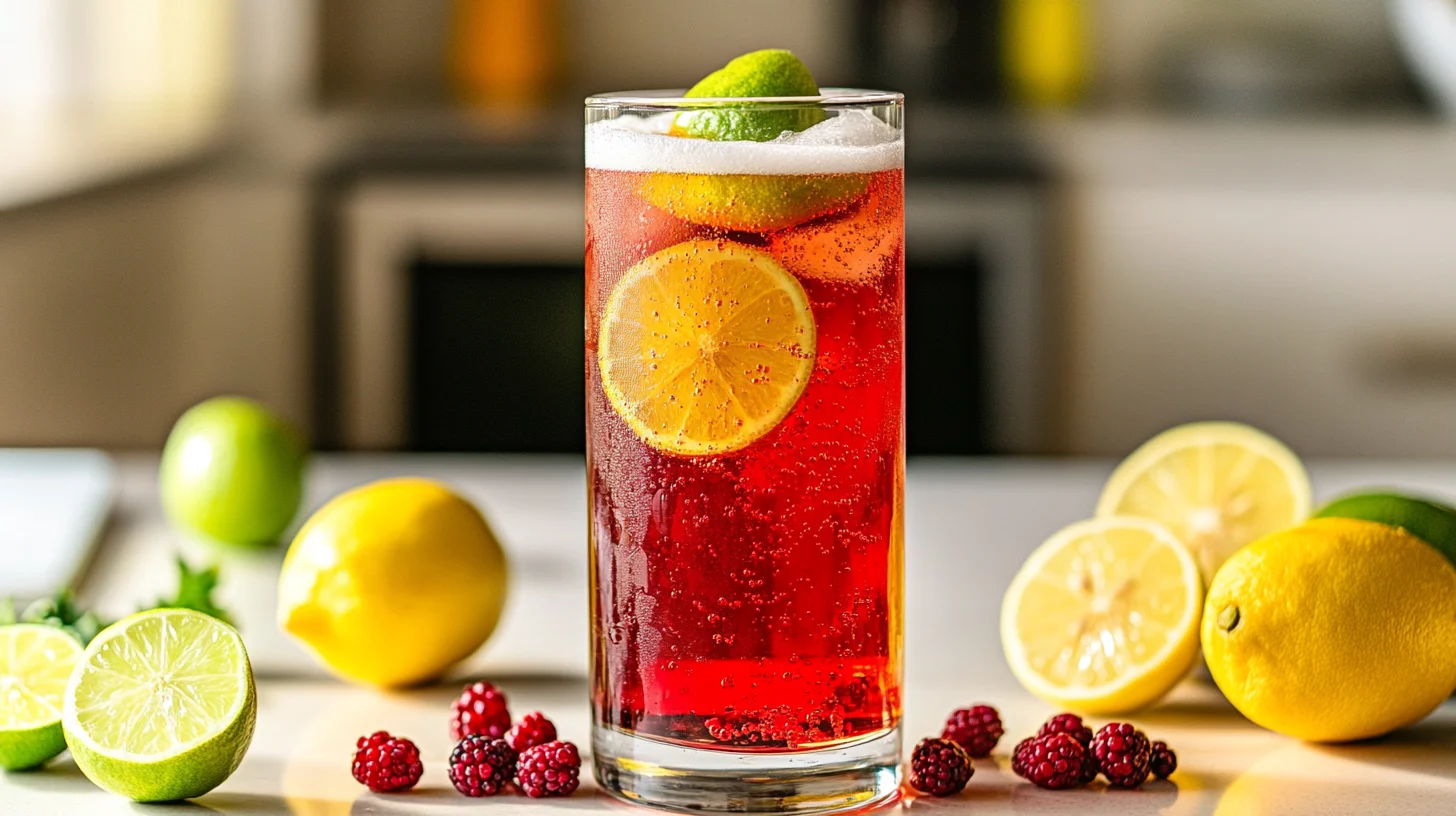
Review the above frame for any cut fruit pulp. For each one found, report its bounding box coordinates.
[63,609,255,802]
[1001,516,1203,714]
[1096,421,1310,583]
[598,239,817,456]
[0,624,83,770]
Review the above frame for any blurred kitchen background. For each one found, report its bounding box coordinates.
[3,0,1456,458]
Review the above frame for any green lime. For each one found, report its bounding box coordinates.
[160,396,307,546]
[639,172,868,232]
[1314,491,1456,569]
[0,624,83,771]
[63,609,256,802]
[671,49,826,142]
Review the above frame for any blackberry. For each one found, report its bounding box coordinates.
[908,738,973,796]
[1149,740,1178,779]
[1092,723,1152,789]
[515,740,581,798]
[1020,733,1087,790]
[941,705,1003,758]
[448,736,517,797]
[450,681,512,741]
[351,731,423,793]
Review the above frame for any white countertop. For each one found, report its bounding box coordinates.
[5,454,1456,814]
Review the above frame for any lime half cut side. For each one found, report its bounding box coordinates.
[0,624,83,770]
[63,609,256,801]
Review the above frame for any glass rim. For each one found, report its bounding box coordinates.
[585,87,903,108]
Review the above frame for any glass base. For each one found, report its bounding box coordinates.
[592,724,901,814]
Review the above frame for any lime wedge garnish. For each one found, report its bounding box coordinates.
[0,624,82,770]
[671,49,826,142]
[63,609,256,801]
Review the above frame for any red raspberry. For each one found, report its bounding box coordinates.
[448,736,517,797]
[450,681,511,741]
[908,738,973,797]
[1010,737,1036,778]
[506,711,558,753]
[351,731,423,793]
[1149,740,1178,779]
[515,740,581,798]
[1092,723,1152,789]
[940,705,1003,758]
[1038,713,1094,748]
[1021,733,1087,790]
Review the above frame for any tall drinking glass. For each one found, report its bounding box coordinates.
[585,90,904,813]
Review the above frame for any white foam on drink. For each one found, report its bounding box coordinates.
[585,109,903,175]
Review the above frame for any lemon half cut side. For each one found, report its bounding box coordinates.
[1097,421,1311,583]
[1001,516,1204,714]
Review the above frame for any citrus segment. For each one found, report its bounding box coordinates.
[640,172,869,233]
[63,609,255,801]
[598,239,816,456]
[1001,517,1203,714]
[1096,422,1310,583]
[0,624,83,770]
[769,180,902,282]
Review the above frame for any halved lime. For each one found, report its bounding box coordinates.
[1315,491,1456,569]
[63,609,256,801]
[0,624,83,770]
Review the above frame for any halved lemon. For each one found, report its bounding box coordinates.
[598,239,816,456]
[1001,516,1203,714]
[1096,422,1311,583]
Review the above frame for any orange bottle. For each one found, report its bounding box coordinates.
[449,0,560,110]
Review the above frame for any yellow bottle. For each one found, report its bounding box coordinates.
[1004,0,1087,108]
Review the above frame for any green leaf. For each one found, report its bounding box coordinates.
[148,558,235,627]
[3,588,107,644]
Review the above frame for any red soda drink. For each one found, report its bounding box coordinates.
[586,101,904,755]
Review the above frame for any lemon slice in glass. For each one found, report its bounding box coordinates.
[1096,421,1311,583]
[0,624,83,770]
[598,239,816,456]
[63,609,256,802]
[1001,516,1203,714]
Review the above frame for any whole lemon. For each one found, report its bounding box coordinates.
[277,478,508,688]
[1202,518,1456,742]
